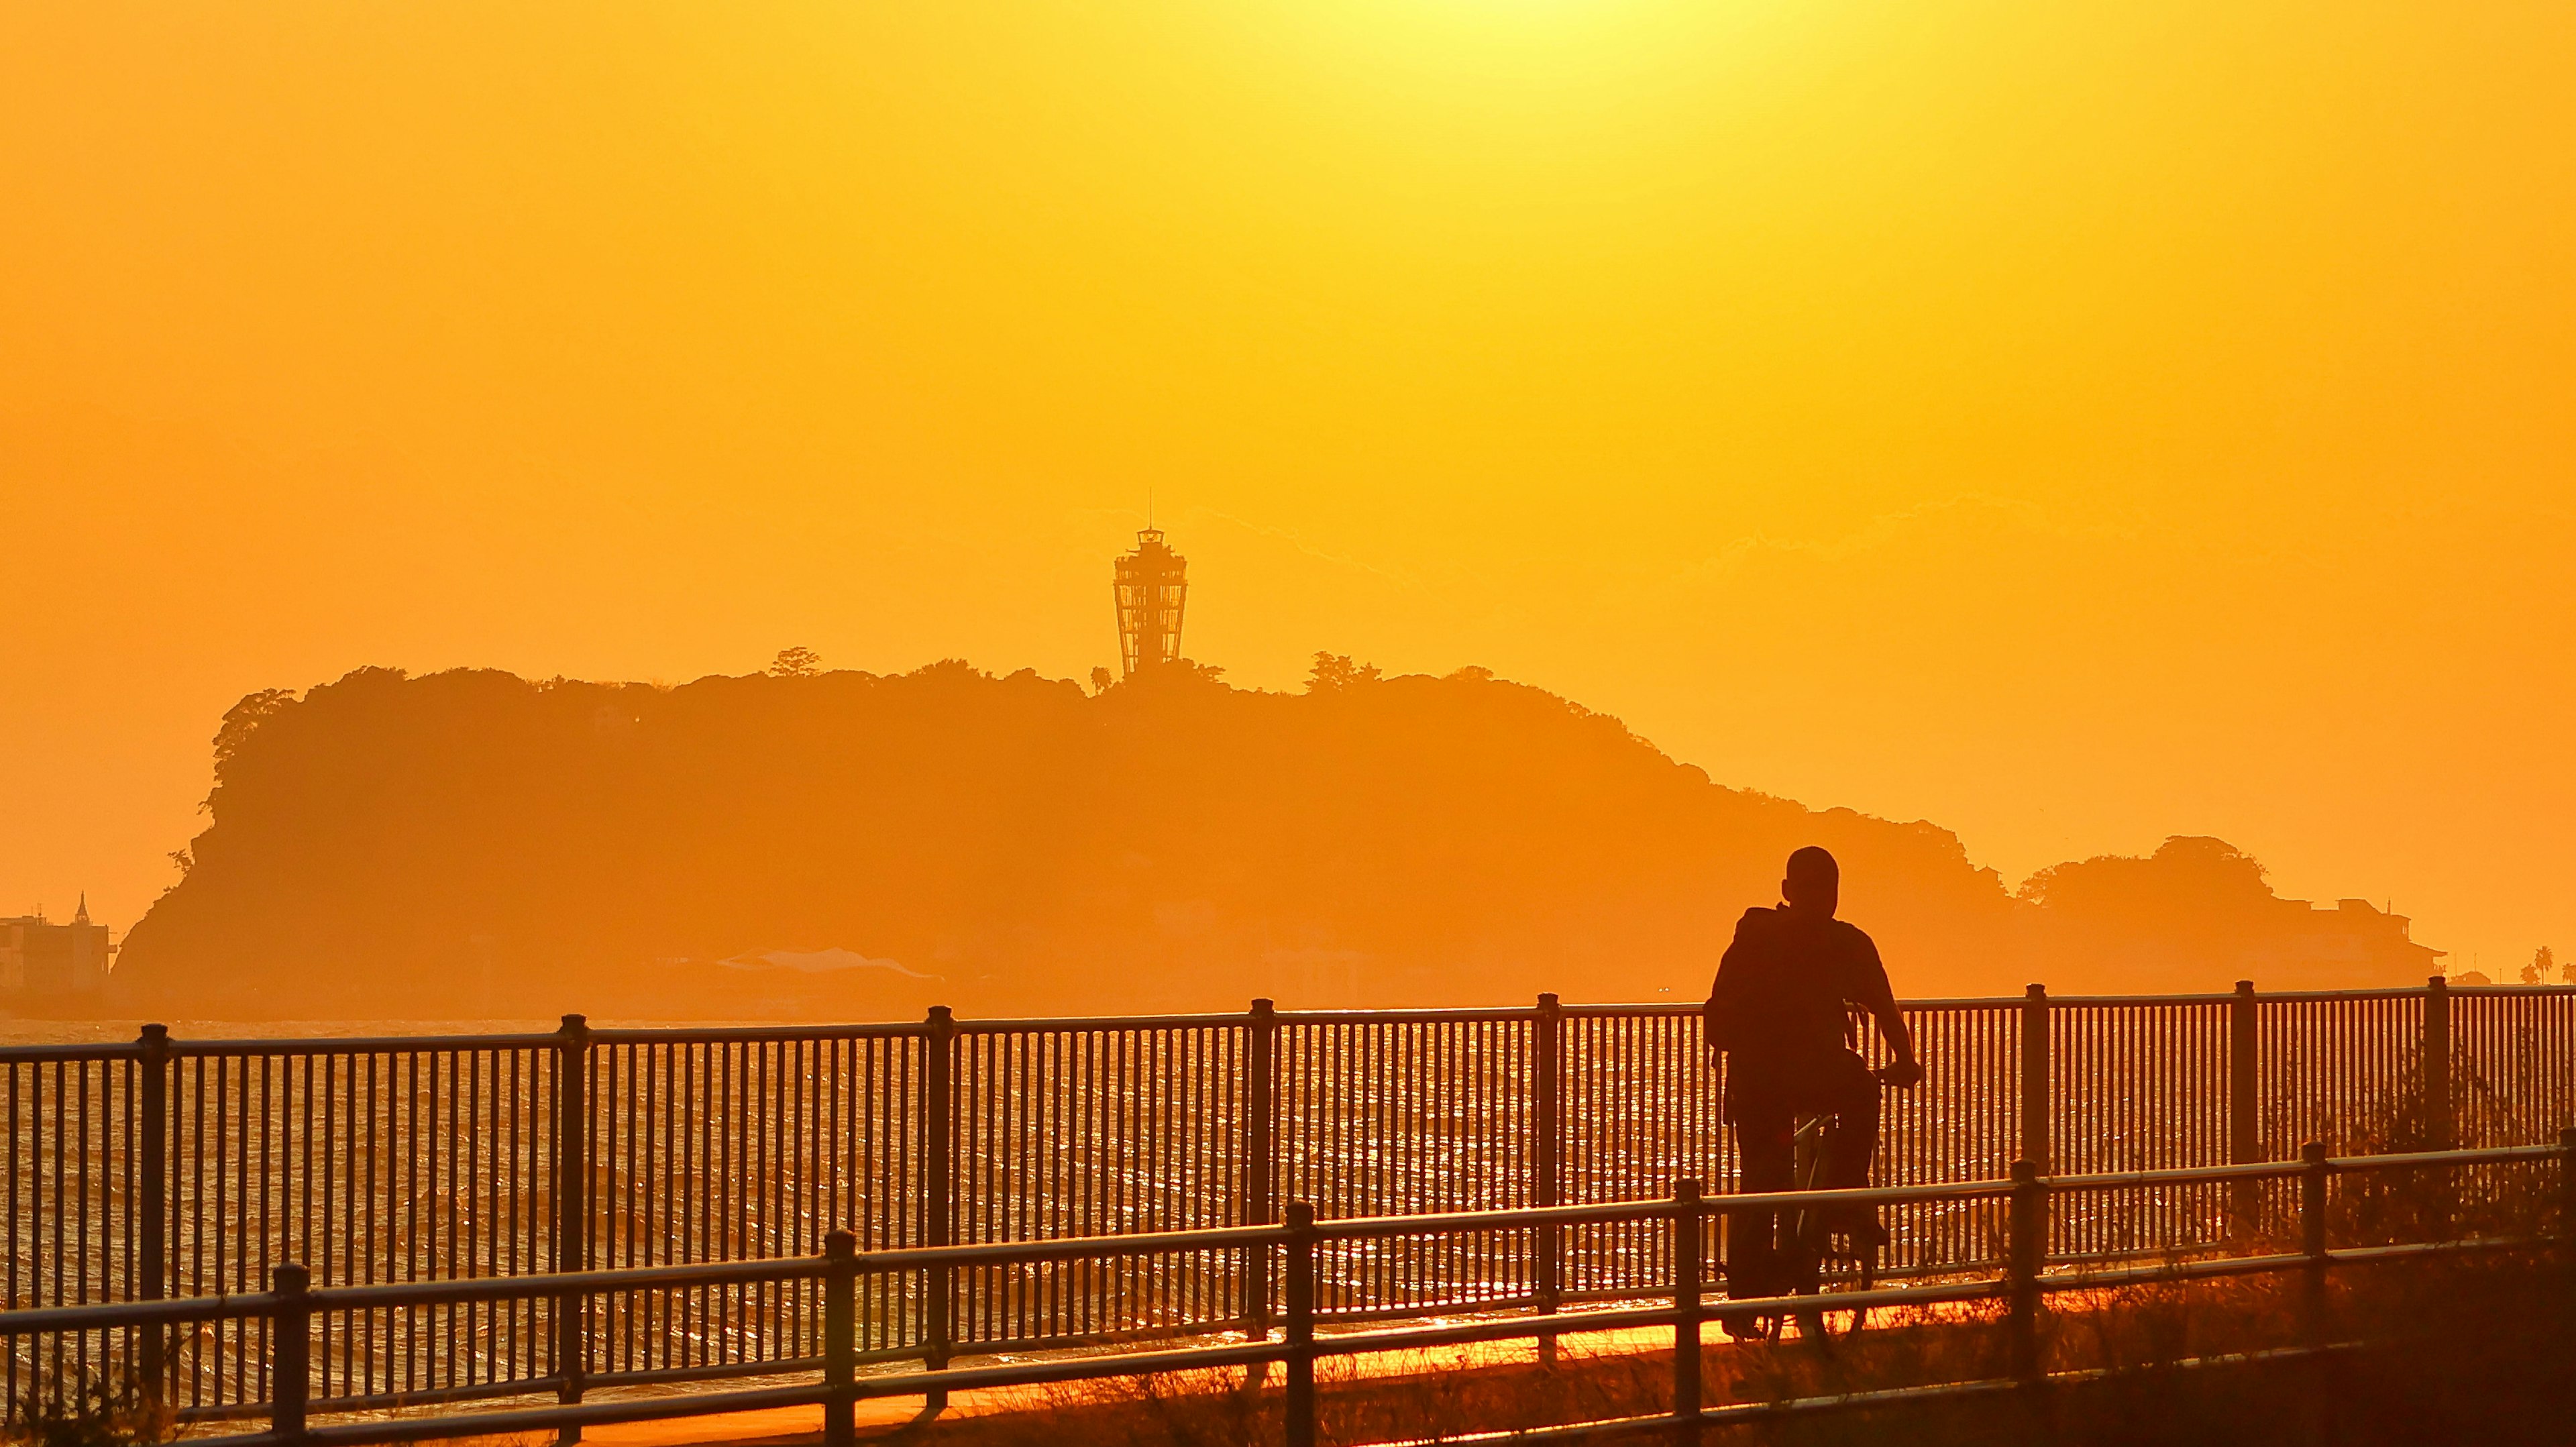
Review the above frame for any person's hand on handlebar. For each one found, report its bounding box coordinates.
[1875,1057,1924,1089]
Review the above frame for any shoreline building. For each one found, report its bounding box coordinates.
[1113,528,1189,677]
[2245,896,2445,991]
[1,896,113,1001]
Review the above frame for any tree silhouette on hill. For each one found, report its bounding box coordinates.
[108,663,2436,1020]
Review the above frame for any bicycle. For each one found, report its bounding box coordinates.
[1743,1059,1917,1344]
[1766,1110,1881,1342]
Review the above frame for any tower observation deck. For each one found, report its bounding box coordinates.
[1114,528,1188,677]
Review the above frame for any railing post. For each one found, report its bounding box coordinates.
[2006,1159,2045,1385]
[824,1230,857,1447]
[1244,998,1276,1334]
[2559,1128,2576,1250]
[1284,1201,1318,1447]
[922,1005,957,1411]
[554,1013,590,1444]
[2422,975,2451,1150]
[2229,981,2259,1242]
[2422,977,2452,1242]
[2298,1140,2333,1447]
[2020,985,2051,1176]
[1534,993,1563,1366]
[1670,1179,1702,1442]
[2298,1141,2329,1346]
[2559,1128,2576,1312]
[271,1263,310,1447]
[136,1024,170,1407]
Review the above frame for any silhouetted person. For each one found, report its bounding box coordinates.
[1703,846,1921,1328]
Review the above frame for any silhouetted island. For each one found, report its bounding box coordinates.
[105,661,2440,1020]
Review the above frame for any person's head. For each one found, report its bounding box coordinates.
[1782,847,1839,919]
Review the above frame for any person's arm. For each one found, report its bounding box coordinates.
[1872,1002,1920,1085]
[1852,935,1921,1086]
[1701,986,1724,1069]
[1703,967,1732,1070]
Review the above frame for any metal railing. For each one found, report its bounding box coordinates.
[3,1137,2566,1447]
[7,979,2575,1420]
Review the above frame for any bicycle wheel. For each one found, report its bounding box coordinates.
[1805,1246,1873,1337]
[1786,1210,1875,1342]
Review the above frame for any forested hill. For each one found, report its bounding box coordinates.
[106,663,2426,1021]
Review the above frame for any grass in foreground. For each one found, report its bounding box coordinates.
[881,1250,2576,1446]
[3,1366,173,1447]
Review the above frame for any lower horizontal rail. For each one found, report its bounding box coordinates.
[177,1377,570,1424]
[943,1318,1263,1357]
[305,1384,830,1446]
[2328,1234,2539,1264]
[2044,1252,2310,1290]
[1361,1340,2375,1447]
[1312,1305,1682,1357]
[851,1340,1285,1398]
[585,1355,826,1391]
[1383,1407,1680,1446]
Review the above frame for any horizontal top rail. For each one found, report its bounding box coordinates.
[957,1011,1268,1032]
[2031,992,2235,1008]
[1867,996,2049,1010]
[2251,987,2442,1004]
[13,978,2567,1059]
[0,1041,142,1062]
[170,1032,568,1057]
[586,1021,926,1045]
[1274,1006,1541,1024]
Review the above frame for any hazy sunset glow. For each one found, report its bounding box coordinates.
[5,2,2572,977]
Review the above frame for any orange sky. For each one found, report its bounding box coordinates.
[5,1,2573,986]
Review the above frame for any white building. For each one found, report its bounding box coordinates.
[1,896,113,999]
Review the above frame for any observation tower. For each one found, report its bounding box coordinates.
[1113,528,1188,677]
